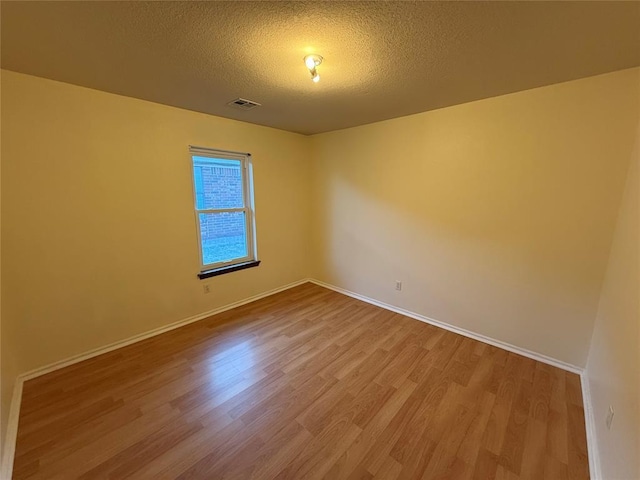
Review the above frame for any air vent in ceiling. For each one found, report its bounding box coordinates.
[227,98,262,110]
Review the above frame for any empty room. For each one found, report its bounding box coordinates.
[1,1,639,479]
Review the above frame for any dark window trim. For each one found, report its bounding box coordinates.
[198,260,261,279]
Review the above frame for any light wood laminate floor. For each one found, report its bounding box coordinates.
[13,282,589,479]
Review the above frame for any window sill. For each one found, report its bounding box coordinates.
[198,260,261,279]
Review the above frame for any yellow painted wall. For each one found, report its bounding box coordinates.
[586,119,639,480]
[0,70,311,447]
[1,68,638,474]
[310,68,640,367]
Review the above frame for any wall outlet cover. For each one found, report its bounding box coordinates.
[606,405,614,430]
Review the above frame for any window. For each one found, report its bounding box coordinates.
[190,146,258,278]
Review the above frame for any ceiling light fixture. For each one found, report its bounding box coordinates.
[304,54,323,83]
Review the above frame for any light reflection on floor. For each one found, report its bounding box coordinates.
[205,338,258,393]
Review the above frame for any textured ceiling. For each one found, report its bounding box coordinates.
[2,1,639,135]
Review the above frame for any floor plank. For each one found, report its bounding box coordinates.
[12,282,590,479]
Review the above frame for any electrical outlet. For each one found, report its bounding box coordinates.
[395,280,402,291]
[203,284,211,294]
[606,405,614,430]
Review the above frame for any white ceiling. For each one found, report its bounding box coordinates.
[2,1,639,135]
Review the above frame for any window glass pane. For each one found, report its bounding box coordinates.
[199,212,248,265]
[192,156,244,209]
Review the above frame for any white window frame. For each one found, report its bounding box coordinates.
[189,145,257,272]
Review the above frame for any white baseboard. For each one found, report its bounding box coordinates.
[309,278,604,479]
[2,277,596,480]
[580,372,602,480]
[0,277,310,479]
[0,376,23,480]
[19,278,310,382]
[308,278,584,375]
